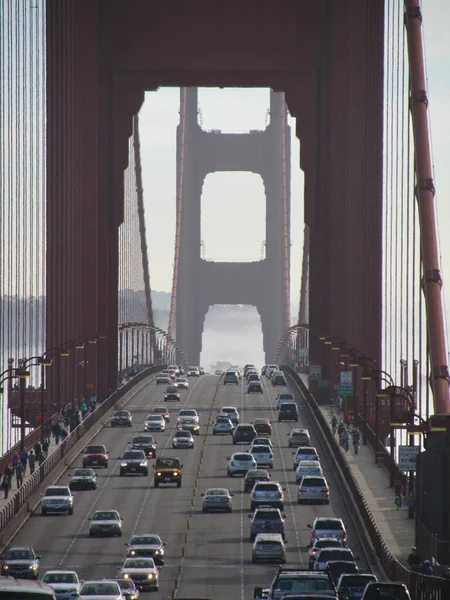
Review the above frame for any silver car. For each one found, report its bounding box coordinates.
[213,417,234,435]
[42,570,80,600]
[287,428,311,447]
[77,580,122,600]
[309,537,345,568]
[249,508,287,541]
[201,488,234,513]
[218,406,239,423]
[308,517,347,545]
[292,446,319,469]
[89,510,123,537]
[252,437,273,450]
[227,452,257,476]
[252,533,286,563]
[250,445,274,468]
[172,430,195,448]
[41,485,74,516]
[250,481,285,510]
[297,476,330,504]
[295,460,323,483]
[313,547,357,570]
[144,414,166,432]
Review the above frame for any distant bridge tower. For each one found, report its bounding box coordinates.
[173,88,290,364]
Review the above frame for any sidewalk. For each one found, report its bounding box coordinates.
[0,437,60,512]
[297,374,415,565]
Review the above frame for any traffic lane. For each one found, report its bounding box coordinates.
[8,375,209,581]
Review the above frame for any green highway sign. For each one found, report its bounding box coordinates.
[338,383,354,396]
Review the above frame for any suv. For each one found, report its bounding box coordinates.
[276,393,295,409]
[361,582,411,600]
[278,403,299,422]
[251,481,285,510]
[224,371,239,385]
[308,517,347,545]
[153,457,183,488]
[233,424,257,444]
[259,567,336,600]
[41,485,74,515]
[82,444,109,468]
[271,371,286,386]
[130,435,157,458]
[287,428,310,447]
[1,547,41,580]
[120,450,148,476]
[252,533,286,564]
[249,508,287,541]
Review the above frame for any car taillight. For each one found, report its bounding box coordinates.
[320,488,329,493]
[269,454,273,459]
[311,549,317,555]
[299,488,307,493]
[311,531,317,537]
[342,530,347,538]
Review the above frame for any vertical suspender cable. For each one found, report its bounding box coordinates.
[280,93,291,333]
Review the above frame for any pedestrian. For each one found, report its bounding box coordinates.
[1,473,12,499]
[38,452,45,466]
[43,422,51,443]
[15,463,24,488]
[55,424,60,444]
[60,427,68,442]
[28,451,36,475]
[11,453,19,474]
[42,440,49,458]
[340,428,350,452]
[20,449,28,474]
[34,441,42,459]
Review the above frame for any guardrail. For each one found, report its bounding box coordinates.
[281,365,450,600]
[0,364,162,536]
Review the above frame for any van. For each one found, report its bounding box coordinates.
[0,577,56,599]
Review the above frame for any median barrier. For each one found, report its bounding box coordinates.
[281,365,450,600]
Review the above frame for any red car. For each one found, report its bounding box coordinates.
[252,418,272,436]
[151,406,171,422]
[82,444,109,468]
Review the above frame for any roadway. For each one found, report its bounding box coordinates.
[9,373,373,599]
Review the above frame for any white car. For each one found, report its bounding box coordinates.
[89,509,123,537]
[77,580,122,600]
[251,437,273,450]
[144,414,166,432]
[173,377,189,389]
[226,452,257,476]
[172,430,195,448]
[292,446,320,470]
[187,366,200,377]
[295,460,323,484]
[118,557,159,591]
[287,428,311,447]
[250,445,274,468]
[177,408,200,424]
[250,481,285,511]
[213,417,234,435]
[42,570,80,599]
[41,485,74,516]
[218,406,239,424]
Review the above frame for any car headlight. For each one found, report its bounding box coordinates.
[140,462,147,467]
[154,550,160,555]
[29,565,36,570]
[123,573,130,579]
[173,471,179,476]
[121,462,128,467]
[130,550,136,556]
[156,472,162,476]
[2,565,8,570]
[147,573,154,580]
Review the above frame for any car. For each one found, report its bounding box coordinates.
[247,372,261,383]
[251,437,274,450]
[360,582,411,600]
[271,371,286,386]
[173,377,189,389]
[0,579,56,598]
[313,547,357,571]
[177,417,200,436]
[252,418,272,435]
[42,570,80,600]
[218,406,239,423]
[249,508,287,541]
[118,558,159,591]
[156,374,171,384]
[295,460,323,483]
[266,368,277,379]
[260,567,336,600]
[278,403,299,422]
[309,538,346,568]
[298,476,330,504]
[276,393,295,409]
[224,371,239,384]
[120,450,148,476]
[41,485,74,516]
[336,573,378,600]
[233,423,257,444]
[292,446,319,469]
[325,560,359,586]
[172,430,195,448]
[164,386,181,402]
[287,428,311,447]
[110,409,132,427]
[153,457,182,487]
[0,546,41,580]
[244,468,271,492]
[187,366,200,377]
[167,365,180,375]
[89,510,123,537]
[151,407,170,422]
[68,468,97,491]
[201,488,234,513]
[252,533,286,563]
[144,414,166,432]
[109,578,140,600]
[250,481,285,510]
[77,580,122,599]
[199,367,205,375]
[247,380,263,393]
[167,369,177,379]
[227,452,257,476]
[178,408,200,423]
[215,370,223,376]
[129,435,157,458]
[213,416,234,435]
[177,365,185,376]
[308,517,347,545]
[244,364,256,374]
[125,534,166,566]
[250,445,274,468]
[82,444,109,468]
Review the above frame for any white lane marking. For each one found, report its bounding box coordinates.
[240,477,245,600]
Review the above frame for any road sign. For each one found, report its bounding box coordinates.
[340,371,353,384]
[309,365,321,380]
[338,383,354,396]
[318,379,329,388]
[398,445,420,472]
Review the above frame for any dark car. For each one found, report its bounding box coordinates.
[244,469,270,492]
[1,546,41,580]
[248,380,263,393]
[111,409,132,427]
[360,582,411,600]
[325,560,359,586]
[130,435,157,458]
[224,371,239,385]
[120,450,148,476]
[271,372,286,386]
[233,424,257,444]
[68,467,97,490]
[164,386,181,402]
[252,418,272,435]
[278,403,299,422]
[83,444,109,468]
[337,573,378,600]
[259,566,336,600]
[125,534,167,566]
[249,508,287,541]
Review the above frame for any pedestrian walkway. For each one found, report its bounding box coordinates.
[298,375,415,565]
[0,436,60,512]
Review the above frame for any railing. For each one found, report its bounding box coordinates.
[0,364,162,538]
[281,366,450,600]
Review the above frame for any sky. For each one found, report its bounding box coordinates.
[137,0,450,368]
